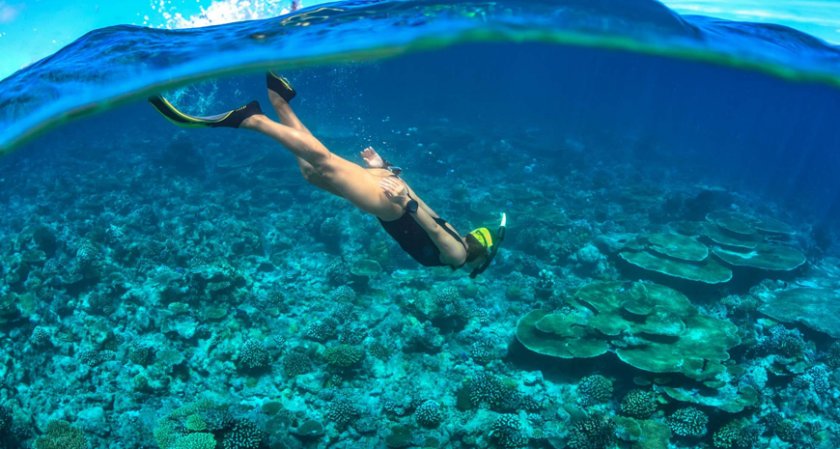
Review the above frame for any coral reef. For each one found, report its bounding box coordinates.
[1,106,837,449]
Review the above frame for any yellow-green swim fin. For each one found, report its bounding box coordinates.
[148,96,262,129]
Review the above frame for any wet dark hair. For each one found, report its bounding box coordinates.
[465,233,489,263]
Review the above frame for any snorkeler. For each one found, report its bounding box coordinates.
[149,74,505,277]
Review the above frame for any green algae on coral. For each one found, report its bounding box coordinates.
[757,288,840,338]
[619,250,733,284]
[647,232,708,261]
[712,244,806,272]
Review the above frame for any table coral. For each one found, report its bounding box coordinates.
[517,281,740,384]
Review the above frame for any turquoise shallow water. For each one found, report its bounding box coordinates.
[1,1,839,448]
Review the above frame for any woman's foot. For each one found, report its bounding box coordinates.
[210,100,263,128]
[361,146,385,168]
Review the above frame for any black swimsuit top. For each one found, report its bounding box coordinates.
[378,212,466,267]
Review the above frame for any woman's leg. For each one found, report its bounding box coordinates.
[241,107,392,217]
[266,90,341,195]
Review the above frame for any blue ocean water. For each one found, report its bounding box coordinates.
[1,1,839,448]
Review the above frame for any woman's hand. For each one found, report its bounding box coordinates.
[379,177,409,206]
[361,146,385,168]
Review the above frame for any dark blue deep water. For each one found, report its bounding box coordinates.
[1,1,839,448]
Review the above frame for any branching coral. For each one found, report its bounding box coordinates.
[282,349,312,377]
[324,344,364,369]
[327,396,360,428]
[303,319,338,342]
[578,374,613,406]
[567,415,615,449]
[415,400,444,429]
[172,433,217,449]
[459,372,520,411]
[489,414,528,448]
[667,407,708,438]
[619,389,659,419]
[712,419,761,449]
[222,419,263,449]
[33,420,87,449]
[237,339,270,372]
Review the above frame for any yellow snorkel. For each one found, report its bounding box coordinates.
[470,212,507,278]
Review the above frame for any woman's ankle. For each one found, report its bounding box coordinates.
[240,113,267,129]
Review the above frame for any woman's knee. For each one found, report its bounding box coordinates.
[300,165,320,183]
[301,164,337,185]
[312,156,340,179]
